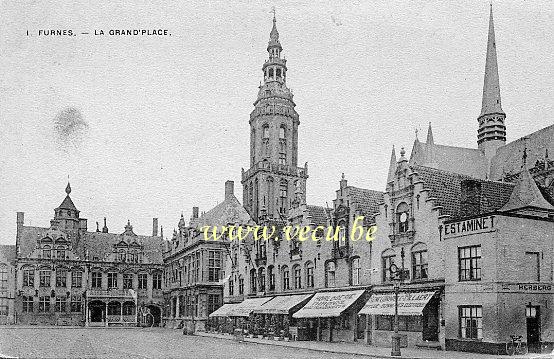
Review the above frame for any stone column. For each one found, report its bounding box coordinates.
[176,296,180,318]
[105,302,108,327]
[120,302,123,323]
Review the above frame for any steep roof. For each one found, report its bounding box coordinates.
[500,168,554,212]
[0,244,16,265]
[480,4,504,117]
[410,141,489,179]
[412,165,514,219]
[195,195,255,228]
[347,186,384,224]
[57,195,78,211]
[306,205,327,227]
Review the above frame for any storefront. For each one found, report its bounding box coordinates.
[359,290,442,349]
[253,294,313,340]
[208,303,239,334]
[225,297,273,336]
[293,289,367,342]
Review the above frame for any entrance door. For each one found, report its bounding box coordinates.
[422,297,439,342]
[526,306,541,353]
[89,301,104,323]
[357,314,366,340]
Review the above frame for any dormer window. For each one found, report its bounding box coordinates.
[56,246,65,259]
[118,250,126,262]
[43,245,51,259]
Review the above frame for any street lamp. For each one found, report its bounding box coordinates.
[389,247,405,357]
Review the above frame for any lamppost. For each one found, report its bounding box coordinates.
[389,247,405,357]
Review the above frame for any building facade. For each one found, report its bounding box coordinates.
[14,183,164,326]
[0,245,16,324]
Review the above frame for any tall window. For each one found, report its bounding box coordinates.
[39,269,51,287]
[258,267,266,292]
[279,180,288,214]
[325,262,336,288]
[459,306,482,339]
[123,273,133,289]
[56,247,65,259]
[138,273,147,289]
[279,125,285,139]
[262,125,269,139]
[282,266,290,290]
[56,268,67,287]
[207,294,220,315]
[70,295,82,312]
[257,241,267,259]
[23,296,33,313]
[279,152,286,166]
[0,265,7,289]
[524,252,540,281]
[382,251,395,282]
[229,278,234,296]
[305,262,314,288]
[293,265,301,289]
[55,297,66,312]
[238,275,244,295]
[42,245,51,259]
[71,271,82,288]
[268,266,275,291]
[352,257,361,285]
[23,268,34,287]
[396,203,409,233]
[153,273,162,290]
[92,271,102,288]
[458,246,481,281]
[412,244,428,280]
[39,296,50,312]
[250,269,257,293]
[118,250,126,262]
[208,250,221,282]
[107,272,118,289]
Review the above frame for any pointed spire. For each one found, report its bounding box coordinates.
[500,167,554,212]
[65,182,72,195]
[426,122,434,145]
[387,146,397,183]
[267,8,282,52]
[480,4,504,117]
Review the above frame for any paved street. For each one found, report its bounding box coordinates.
[0,327,365,359]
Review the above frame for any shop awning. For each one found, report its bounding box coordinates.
[228,297,273,317]
[292,290,365,318]
[208,303,238,317]
[254,294,313,315]
[358,291,436,316]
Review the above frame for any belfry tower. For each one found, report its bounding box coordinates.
[477,4,506,162]
[242,13,308,223]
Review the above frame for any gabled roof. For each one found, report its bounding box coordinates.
[346,186,384,224]
[196,194,255,228]
[500,168,554,213]
[306,205,327,227]
[412,165,514,219]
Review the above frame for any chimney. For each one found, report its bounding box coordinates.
[225,180,234,199]
[152,218,159,237]
[102,217,108,233]
[460,179,482,216]
[192,207,199,219]
[16,212,24,256]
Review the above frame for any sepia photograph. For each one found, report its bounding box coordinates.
[0,1,553,358]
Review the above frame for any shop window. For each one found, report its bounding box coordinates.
[55,297,66,312]
[23,268,34,287]
[282,266,290,290]
[305,262,314,288]
[458,245,481,281]
[351,257,361,285]
[138,273,147,289]
[382,250,395,282]
[122,302,135,316]
[108,302,120,316]
[91,271,102,288]
[55,268,67,287]
[23,296,33,313]
[107,272,118,289]
[39,269,51,287]
[376,315,393,331]
[71,270,82,288]
[123,273,133,289]
[375,315,422,332]
[411,243,428,280]
[524,252,540,281]
[325,262,335,288]
[459,306,482,339]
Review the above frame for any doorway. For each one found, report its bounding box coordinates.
[422,296,439,342]
[526,305,541,353]
[89,301,104,323]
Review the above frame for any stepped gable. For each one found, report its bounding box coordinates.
[412,165,514,219]
[346,186,384,225]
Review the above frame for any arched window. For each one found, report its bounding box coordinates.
[279,125,285,139]
[42,245,51,259]
[281,266,290,290]
[267,265,275,291]
[250,269,257,293]
[107,301,121,316]
[396,202,409,233]
[351,257,361,285]
[122,301,135,316]
[262,125,269,139]
[293,265,301,289]
[55,246,65,259]
[269,68,274,79]
[276,68,282,79]
[279,180,288,214]
[382,249,396,282]
[325,262,336,288]
[305,262,314,288]
[411,243,428,280]
[258,267,266,292]
[238,275,244,295]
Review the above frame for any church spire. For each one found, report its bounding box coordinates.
[387,146,397,184]
[477,4,506,160]
[426,122,434,145]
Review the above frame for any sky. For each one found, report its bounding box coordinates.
[0,1,553,244]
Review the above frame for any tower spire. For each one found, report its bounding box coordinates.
[477,4,506,161]
[426,122,434,145]
[387,146,397,184]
